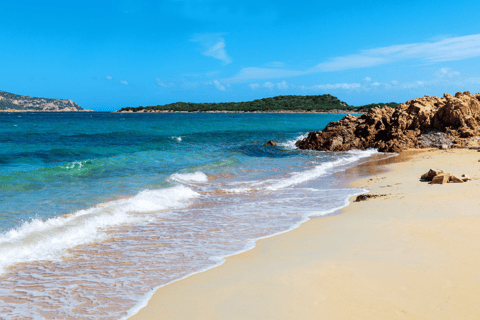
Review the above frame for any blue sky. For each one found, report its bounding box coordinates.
[2,0,480,111]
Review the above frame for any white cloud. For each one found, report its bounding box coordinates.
[120,80,128,85]
[105,76,113,80]
[207,80,226,91]
[263,82,274,89]
[316,34,480,72]
[276,80,289,89]
[315,55,389,72]
[364,77,372,82]
[248,81,293,90]
[301,83,362,90]
[371,82,381,86]
[226,33,480,83]
[156,77,175,88]
[435,67,460,78]
[190,33,232,65]
[213,80,226,91]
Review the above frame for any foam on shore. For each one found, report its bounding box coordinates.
[0,185,199,274]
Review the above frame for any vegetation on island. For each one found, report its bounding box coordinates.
[117,94,398,113]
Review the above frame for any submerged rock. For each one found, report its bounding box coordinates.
[296,91,480,152]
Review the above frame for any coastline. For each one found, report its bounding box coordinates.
[115,110,363,114]
[128,148,480,320]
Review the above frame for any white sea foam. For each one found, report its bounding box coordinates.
[278,133,308,149]
[0,185,199,274]
[170,136,182,142]
[266,149,377,190]
[170,171,208,183]
[221,149,378,193]
[122,186,369,320]
[64,160,89,169]
[1,144,382,318]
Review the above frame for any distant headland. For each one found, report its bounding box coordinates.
[116,95,398,113]
[0,90,92,112]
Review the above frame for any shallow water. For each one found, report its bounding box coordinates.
[0,112,378,319]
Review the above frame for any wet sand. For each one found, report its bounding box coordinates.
[129,148,480,320]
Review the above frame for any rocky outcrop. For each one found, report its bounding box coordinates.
[296,91,480,152]
[266,140,277,146]
[0,90,89,112]
[421,169,469,184]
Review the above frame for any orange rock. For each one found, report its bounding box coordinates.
[431,173,450,184]
[421,169,445,181]
[296,92,480,152]
[449,175,464,183]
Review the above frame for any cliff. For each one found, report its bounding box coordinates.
[296,91,480,152]
[0,90,88,112]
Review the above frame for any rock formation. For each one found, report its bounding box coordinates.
[420,169,469,184]
[296,91,480,152]
[354,194,387,202]
[266,140,277,146]
[0,90,89,112]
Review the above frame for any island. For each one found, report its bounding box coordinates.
[0,90,91,112]
[116,94,398,113]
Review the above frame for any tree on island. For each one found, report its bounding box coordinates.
[117,94,398,113]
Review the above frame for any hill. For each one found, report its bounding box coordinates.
[116,95,398,113]
[0,90,87,112]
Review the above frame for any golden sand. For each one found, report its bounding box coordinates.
[130,148,480,320]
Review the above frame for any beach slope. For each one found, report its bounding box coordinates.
[130,148,480,320]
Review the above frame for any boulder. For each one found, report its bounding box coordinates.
[420,169,445,181]
[266,140,277,146]
[296,92,480,152]
[449,175,464,183]
[431,173,450,184]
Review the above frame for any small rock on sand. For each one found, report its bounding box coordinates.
[449,175,464,183]
[431,173,450,184]
[354,194,387,202]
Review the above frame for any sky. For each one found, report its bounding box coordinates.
[2,0,480,111]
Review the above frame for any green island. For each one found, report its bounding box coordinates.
[116,94,398,113]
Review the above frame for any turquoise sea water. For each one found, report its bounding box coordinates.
[0,112,376,319]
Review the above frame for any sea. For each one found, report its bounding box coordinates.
[0,112,381,319]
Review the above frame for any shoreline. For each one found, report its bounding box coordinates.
[128,148,480,319]
[0,110,94,112]
[115,110,364,114]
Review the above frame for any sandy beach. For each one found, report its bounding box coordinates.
[129,148,480,320]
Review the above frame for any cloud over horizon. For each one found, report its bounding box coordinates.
[190,33,232,65]
[316,34,480,72]
[226,34,480,83]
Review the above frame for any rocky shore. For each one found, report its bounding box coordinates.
[296,91,480,152]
